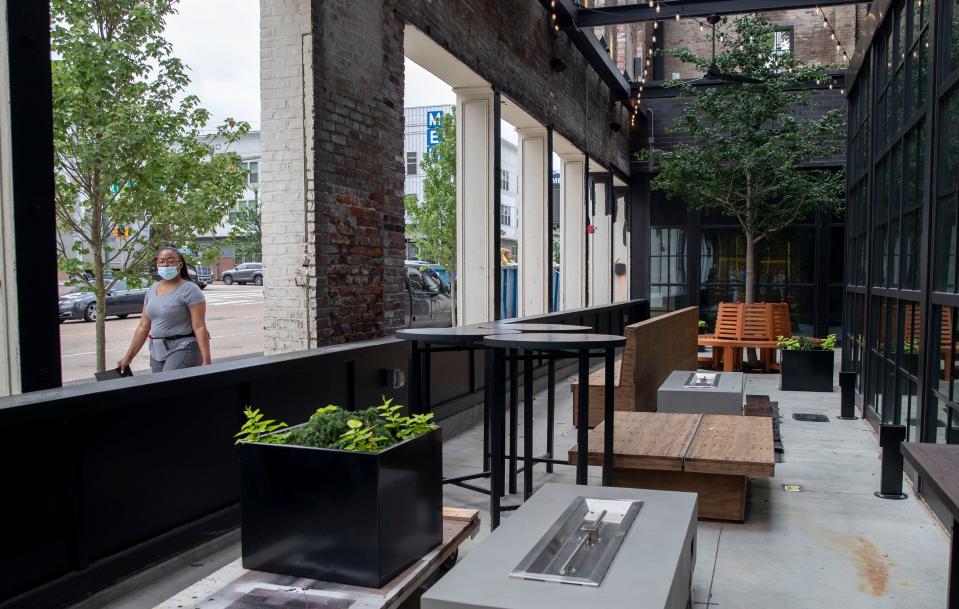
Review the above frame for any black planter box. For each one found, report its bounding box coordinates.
[239,427,443,587]
[780,349,835,392]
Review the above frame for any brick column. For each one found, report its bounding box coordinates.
[559,152,586,310]
[517,127,549,316]
[260,0,406,352]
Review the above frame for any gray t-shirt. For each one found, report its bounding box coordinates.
[145,279,204,340]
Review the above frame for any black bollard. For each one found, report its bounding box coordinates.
[874,424,908,499]
[838,371,858,420]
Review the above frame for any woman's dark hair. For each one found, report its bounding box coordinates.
[156,245,190,280]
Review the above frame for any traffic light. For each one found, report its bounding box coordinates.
[123,227,130,239]
[113,226,119,239]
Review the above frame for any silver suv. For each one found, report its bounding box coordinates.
[221,262,264,286]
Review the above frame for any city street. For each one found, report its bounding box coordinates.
[59,284,264,383]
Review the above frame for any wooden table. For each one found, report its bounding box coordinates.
[155,508,479,609]
[569,412,774,521]
[901,442,959,609]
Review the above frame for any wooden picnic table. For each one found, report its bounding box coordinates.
[569,412,774,521]
[155,507,479,609]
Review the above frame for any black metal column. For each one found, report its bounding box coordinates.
[8,1,62,391]
[509,350,518,494]
[546,357,556,473]
[493,90,502,320]
[490,347,506,529]
[547,127,554,312]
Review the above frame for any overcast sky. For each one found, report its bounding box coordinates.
[164,1,515,142]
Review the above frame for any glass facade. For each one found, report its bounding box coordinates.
[843,0,959,442]
[650,201,842,336]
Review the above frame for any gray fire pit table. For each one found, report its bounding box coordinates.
[422,483,697,609]
[657,370,744,415]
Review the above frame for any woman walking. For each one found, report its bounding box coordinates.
[118,246,211,373]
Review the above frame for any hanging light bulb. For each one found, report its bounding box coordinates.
[843,52,849,61]
[648,0,654,7]
[652,35,657,43]
[830,32,835,40]
[829,82,833,89]
[554,23,559,31]
[841,89,845,95]
[823,19,829,29]
[656,3,661,12]
[653,21,658,30]
[836,43,840,51]
[550,0,556,6]
[700,23,704,32]
[675,13,680,21]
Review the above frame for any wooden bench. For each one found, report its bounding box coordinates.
[698,302,792,372]
[571,306,699,428]
[569,411,775,522]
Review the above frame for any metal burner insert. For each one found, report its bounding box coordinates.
[509,497,642,587]
[684,372,721,388]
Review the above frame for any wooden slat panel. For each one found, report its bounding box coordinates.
[684,414,775,477]
[613,468,747,522]
[568,412,702,470]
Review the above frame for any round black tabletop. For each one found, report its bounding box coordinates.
[477,323,593,333]
[482,332,626,350]
[396,326,521,345]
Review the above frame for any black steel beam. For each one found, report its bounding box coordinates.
[8,1,62,391]
[577,0,862,27]
[550,0,632,100]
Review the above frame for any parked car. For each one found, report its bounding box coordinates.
[403,264,452,328]
[221,262,264,286]
[58,279,148,322]
[191,264,213,289]
[405,259,451,290]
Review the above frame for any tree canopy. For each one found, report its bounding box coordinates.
[52,0,250,371]
[643,15,845,303]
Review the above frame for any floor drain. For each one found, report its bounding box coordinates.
[793,413,830,423]
[782,484,802,492]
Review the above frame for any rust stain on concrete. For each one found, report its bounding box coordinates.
[833,534,890,597]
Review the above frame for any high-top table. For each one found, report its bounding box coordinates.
[396,324,591,497]
[396,326,520,495]
[478,323,592,494]
[483,332,626,529]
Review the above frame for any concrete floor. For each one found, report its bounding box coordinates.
[440,368,950,609]
[79,365,951,609]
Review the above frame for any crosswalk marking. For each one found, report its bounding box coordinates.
[203,287,264,307]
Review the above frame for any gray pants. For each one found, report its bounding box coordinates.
[150,341,203,372]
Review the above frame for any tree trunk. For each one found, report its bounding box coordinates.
[93,253,107,373]
[744,231,759,366]
[744,231,755,304]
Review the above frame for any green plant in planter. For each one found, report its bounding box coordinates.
[235,397,438,453]
[777,333,837,351]
[698,320,707,330]
[235,407,290,445]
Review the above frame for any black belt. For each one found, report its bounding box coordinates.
[155,332,196,341]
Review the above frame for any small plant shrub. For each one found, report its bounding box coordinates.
[777,333,837,351]
[235,397,437,453]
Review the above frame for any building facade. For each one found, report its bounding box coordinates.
[843,0,956,449]
[403,105,519,259]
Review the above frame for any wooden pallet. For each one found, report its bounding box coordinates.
[569,412,774,522]
[156,507,480,609]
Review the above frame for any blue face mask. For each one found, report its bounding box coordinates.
[157,266,179,280]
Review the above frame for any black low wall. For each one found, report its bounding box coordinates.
[0,299,647,609]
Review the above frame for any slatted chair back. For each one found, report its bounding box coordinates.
[942,307,953,349]
[771,303,792,339]
[741,304,774,341]
[713,302,743,340]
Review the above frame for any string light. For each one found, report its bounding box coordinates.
[818,6,851,65]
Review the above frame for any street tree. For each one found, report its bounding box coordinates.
[405,110,457,323]
[52,0,249,372]
[643,15,845,304]
[230,189,262,263]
